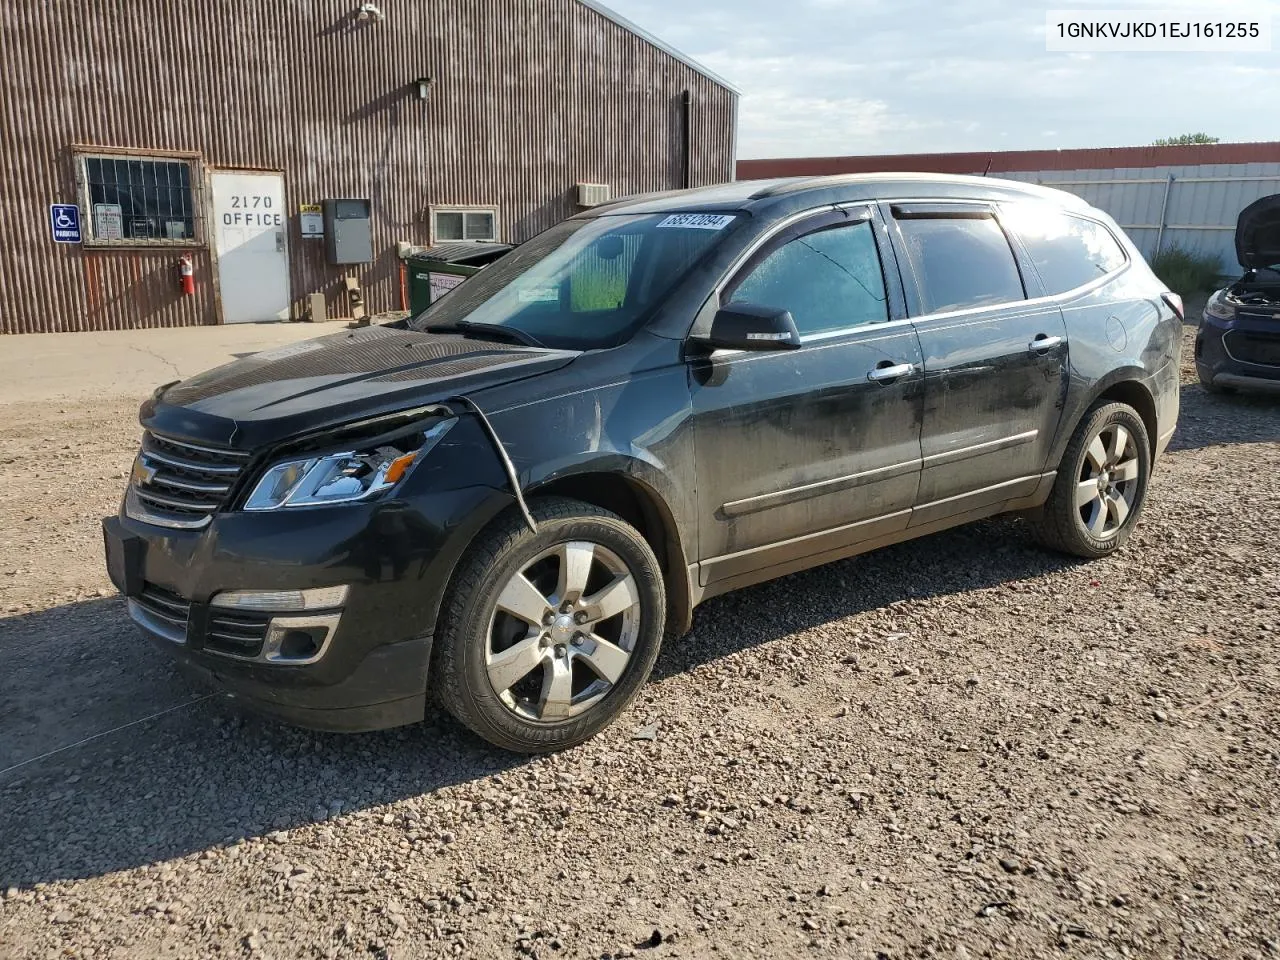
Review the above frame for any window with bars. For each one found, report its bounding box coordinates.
[77,153,199,244]
[432,207,498,243]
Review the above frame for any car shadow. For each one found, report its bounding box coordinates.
[0,599,525,887]
[655,515,1083,682]
[0,518,1082,888]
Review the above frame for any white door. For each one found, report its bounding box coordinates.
[210,171,290,323]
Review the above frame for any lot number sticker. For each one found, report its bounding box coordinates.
[656,213,736,230]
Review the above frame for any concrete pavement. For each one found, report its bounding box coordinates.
[0,321,342,404]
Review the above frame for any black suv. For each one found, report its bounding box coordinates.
[1197,194,1280,395]
[104,174,1182,752]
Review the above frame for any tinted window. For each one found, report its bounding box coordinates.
[729,220,888,335]
[410,213,735,349]
[896,215,1025,314]
[1002,207,1127,294]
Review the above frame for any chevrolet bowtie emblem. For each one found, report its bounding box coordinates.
[131,455,159,486]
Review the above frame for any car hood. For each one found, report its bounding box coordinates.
[142,326,579,450]
[1235,194,1280,269]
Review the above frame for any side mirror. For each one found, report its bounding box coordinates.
[696,303,801,351]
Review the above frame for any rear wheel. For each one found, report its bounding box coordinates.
[433,497,665,753]
[1031,401,1151,558]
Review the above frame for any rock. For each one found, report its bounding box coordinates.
[51,910,74,924]
[632,723,659,741]
[998,858,1021,874]
[1154,709,1169,722]
[269,861,292,876]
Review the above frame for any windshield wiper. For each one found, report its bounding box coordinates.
[425,320,547,348]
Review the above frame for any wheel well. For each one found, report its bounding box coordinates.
[528,474,693,636]
[1095,380,1158,449]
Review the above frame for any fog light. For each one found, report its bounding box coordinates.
[210,585,349,612]
[262,613,343,664]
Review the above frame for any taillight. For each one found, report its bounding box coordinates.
[1161,292,1184,321]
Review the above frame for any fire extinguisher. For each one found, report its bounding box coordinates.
[177,253,195,296]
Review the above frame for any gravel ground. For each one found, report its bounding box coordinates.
[2,321,1279,960]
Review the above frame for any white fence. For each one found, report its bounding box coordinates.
[997,163,1280,275]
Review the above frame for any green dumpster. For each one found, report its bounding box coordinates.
[405,242,512,316]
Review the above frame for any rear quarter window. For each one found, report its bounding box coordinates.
[895,215,1025,314]
[1001,206,1127,295]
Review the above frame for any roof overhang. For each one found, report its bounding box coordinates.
[576,0,741,95]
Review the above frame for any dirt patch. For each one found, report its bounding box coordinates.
[1,325,1278,960]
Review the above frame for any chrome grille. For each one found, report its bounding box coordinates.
[128,432,251,529]
[131,583,191,643]
[205,610,269,659]
[127,583,269,658]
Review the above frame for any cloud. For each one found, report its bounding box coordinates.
[601,0,1280,156]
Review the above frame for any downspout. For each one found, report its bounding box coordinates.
[683,89,693,189]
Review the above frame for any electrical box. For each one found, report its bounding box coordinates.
[323,198,373,264]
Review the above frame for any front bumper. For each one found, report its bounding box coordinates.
[1197,311,1280,393]
[103,482,512,732]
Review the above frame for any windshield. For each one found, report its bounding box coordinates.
[408,212,739,349]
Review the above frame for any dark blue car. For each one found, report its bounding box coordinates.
[1197,195,1280,395]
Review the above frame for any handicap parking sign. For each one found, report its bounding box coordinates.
[49,203,82,243]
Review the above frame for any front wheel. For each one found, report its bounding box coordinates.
[433,497,665,753]
[1031,401,1151,559]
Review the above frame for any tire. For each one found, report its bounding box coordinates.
[433,497,665,753]
[1031,401,1151,559]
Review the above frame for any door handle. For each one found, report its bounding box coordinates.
[1029,334,1063,353]
[867,362,916,382]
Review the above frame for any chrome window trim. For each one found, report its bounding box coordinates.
[881,196,1133,323]
[705,203,889,346]
[696,195,1133,351]
[707,319,919,363]
[711,204,866,303]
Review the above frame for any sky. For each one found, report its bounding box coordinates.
[603,0,1280,159]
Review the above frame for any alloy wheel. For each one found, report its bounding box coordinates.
[1075,423,1141,539]
[485,540,642,722]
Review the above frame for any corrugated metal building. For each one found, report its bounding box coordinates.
[739,143,1280,272]
[0,0,738,335]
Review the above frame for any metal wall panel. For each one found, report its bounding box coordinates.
[0,0,737,334]
[1010,163,1280,267]
[740,146,1280,274]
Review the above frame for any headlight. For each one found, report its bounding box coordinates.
[1204,291,1236,322]
[244,418,455,511]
